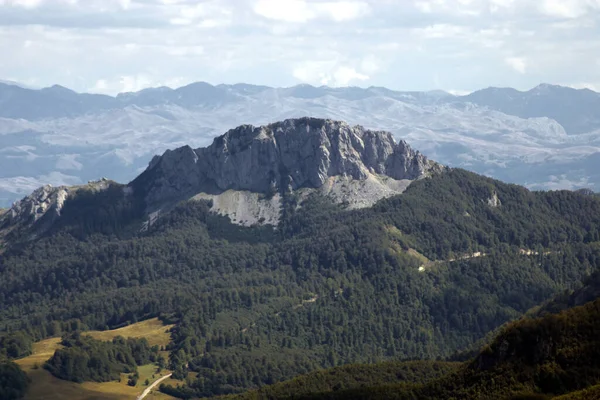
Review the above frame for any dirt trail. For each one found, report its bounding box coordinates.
[137,373,172,400]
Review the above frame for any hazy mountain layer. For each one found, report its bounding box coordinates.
[0,82,599,206]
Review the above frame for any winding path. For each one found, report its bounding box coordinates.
[137,373,172,400]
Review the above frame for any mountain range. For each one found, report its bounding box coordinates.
[2,117,600,399]
[1,81,599,207]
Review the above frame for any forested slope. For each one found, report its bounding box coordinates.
[279,295,600,400]
[1,169,600,397]
[218,361,459,400]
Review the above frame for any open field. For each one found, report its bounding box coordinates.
[15,318,178,400]
[87,318,174,348]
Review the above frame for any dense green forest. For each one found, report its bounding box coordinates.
[213,361,459,400]
[0,359,30,400]
[0,332,32,359]
[44,332,158,383]
[266,294,600,400]
[2,169,600,397]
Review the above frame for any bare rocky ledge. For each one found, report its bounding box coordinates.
[132,117,444,225]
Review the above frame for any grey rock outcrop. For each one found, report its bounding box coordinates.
[0,184,70,242]
[487,191,502,208]
[134,117,443,209]
[0,178,113,240]
[6,185,70,225]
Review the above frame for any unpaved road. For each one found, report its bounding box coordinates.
[137,373,172,400]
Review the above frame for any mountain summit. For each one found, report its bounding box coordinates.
[132,117,443,225]
[2,118,442,234]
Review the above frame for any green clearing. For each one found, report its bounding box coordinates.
[15,318,178,400]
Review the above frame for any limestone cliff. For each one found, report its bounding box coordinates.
[132,117,444,225]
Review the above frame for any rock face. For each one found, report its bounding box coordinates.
[5,185,70,226]
[0,184,71,243]
[0,178,113,240]
[133,117,443,224]
[487,191,502,208]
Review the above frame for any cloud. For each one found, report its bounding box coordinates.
[412,24,467,39]
[360,55,380,75]
[168,2,232,26]
[91,79,108,91]
[165,45,204,57]
[293,61,370,86]
[539,0,598,18]
[330,66,369,85]
[0,0,131,9]
[1,0,600,94]
[253,0,370,23]
[318,1,371,21]
[447,89,472,95]
[0,0,45,8]
[89,74,193,94]
[505,57,527,73]
[89,75,155,94]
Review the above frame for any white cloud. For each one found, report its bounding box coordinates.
[414,0,483,16]
[293,61,369,86]
[414,1,433,13]
[168,2,232,26]
[539,0,596,18]
[253,0,370,23]
[505,57,527,73]
[447,89,472,95]
[1,0,600,94]
[489,0,516,12]
[360,55,380,75]
[253,0,313,22]
[318,1,371,21]
[166,45,204,57]
[91,79,108,91]
[1,0,44,8]
[331,66,369,86]
[120,75,154,93]
[0,0,132,9]
[411,0,600,17]
[88,74,195,95]
[88,75,154,94]
[412,24,467,39]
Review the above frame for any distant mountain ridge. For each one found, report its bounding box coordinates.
[463,83,600,134]
[1,80,600,207]
[3,81,597,130]
[0,81,456,120]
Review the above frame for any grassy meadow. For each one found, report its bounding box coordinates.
[15,318,178,400]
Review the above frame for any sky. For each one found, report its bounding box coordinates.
[0,0,599,95]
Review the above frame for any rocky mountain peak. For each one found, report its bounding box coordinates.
[0,178,114,240]
[0,185,71,242]
[6,185,70,224]
[133,117,443,225]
